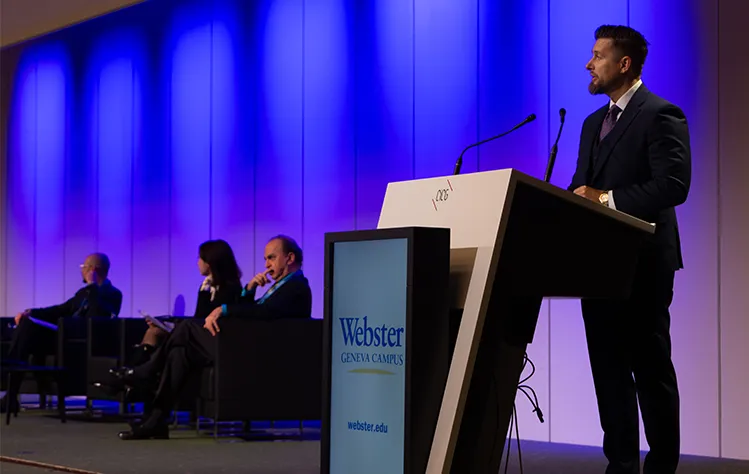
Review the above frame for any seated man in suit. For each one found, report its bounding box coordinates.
[1,252,123,413]
[115,235,311,440]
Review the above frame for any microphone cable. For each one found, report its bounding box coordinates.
[494,352,545,473]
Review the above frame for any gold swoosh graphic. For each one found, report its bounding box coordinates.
[348,368,396,375]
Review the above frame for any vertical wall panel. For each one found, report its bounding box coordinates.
[414,0,478,178]
[719,0,749,461]
[0,50,11,315]
[303,0,355,319]
[6,60,37,313]
[33,48,68,309]
[168,1,212,316]
[64,34,98,300]
[478,0,550,442]
[548,0,627,447]
[254,0,303,288]
[630,0,720,456]
[354,0,414,231]
[210,0,255,281]
[132,6,171,316]
[478,0,548,176]
[96,34,136,317]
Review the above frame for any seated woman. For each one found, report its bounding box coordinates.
[115,235,312,440]
[129,239,244,366]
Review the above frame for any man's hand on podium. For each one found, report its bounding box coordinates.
[573,185,606,204]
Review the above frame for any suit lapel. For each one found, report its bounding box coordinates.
[591,85,650,181]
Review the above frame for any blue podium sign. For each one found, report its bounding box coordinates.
[329,238,408,474]
[322,227,451,474]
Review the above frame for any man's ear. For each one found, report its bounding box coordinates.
[619,56,632,75]
[287,252,296,265]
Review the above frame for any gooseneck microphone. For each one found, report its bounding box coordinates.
[453,113,537,175]
[544,108,566,183]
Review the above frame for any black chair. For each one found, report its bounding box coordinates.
[93,316,198,420]
[85,317,152,414]
[196,318,323,438]
[0,316,125,415]
[3,363,66,425]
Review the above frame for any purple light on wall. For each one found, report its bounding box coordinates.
[354,0,414,231]
[86,26,146,317]
[65,38,99,299]
[303,0,355,320]
[255,0,304,291]
[34,47,68,308]
[6,57,38,313]
[210,0,256,281]
[478,0,548,177]
[132,20,170,316]
[414,0,478,178]
[98,55,135,316]
[169,3,213,316]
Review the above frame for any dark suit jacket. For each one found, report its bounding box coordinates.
[31,279,123,322]
[193,282,243,319]
[569,84,691,272]
[224,270,312,320]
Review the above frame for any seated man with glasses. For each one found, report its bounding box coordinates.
[0,252,123,413]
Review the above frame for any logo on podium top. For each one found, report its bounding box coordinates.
[432,179,453,211]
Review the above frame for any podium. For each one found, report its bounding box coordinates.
[376,168,654,474]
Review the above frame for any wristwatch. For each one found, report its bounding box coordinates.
[599,191,609,206]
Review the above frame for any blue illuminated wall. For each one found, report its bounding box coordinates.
[2,0,748,461]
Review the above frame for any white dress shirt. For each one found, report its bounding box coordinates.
[605,78,643,210]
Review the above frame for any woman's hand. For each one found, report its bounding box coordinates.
[204,307,223,336]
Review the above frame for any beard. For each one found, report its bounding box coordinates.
[588,78,605,95]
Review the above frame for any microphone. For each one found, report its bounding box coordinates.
[453,113,537,175]
[544,108,566,183]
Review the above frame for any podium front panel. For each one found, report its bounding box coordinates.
[328,237,408,474]
[321,227,451,474]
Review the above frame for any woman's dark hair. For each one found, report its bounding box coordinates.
[199,239,242,288]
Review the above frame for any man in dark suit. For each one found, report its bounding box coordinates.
[115,235,312,440]
[569,25,691,474]
[1,252,123,413]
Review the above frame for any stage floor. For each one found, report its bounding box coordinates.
[1,401,748,474]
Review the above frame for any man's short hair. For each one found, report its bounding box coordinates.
[269,235,303,266]
[595,25,649,78]
[91,253,111,276]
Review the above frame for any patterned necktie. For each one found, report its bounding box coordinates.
[599,104,621,142]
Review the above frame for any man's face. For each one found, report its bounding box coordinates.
[80,255,98,284]
[586,38,626,95]
[263,239,294,281]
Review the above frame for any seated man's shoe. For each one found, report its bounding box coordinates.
[118,408,170,440]
[118,423,169,440]
[109,367,137,384]
[90,368,134,395]
[108,367,155,389]
[129,344,155,367]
